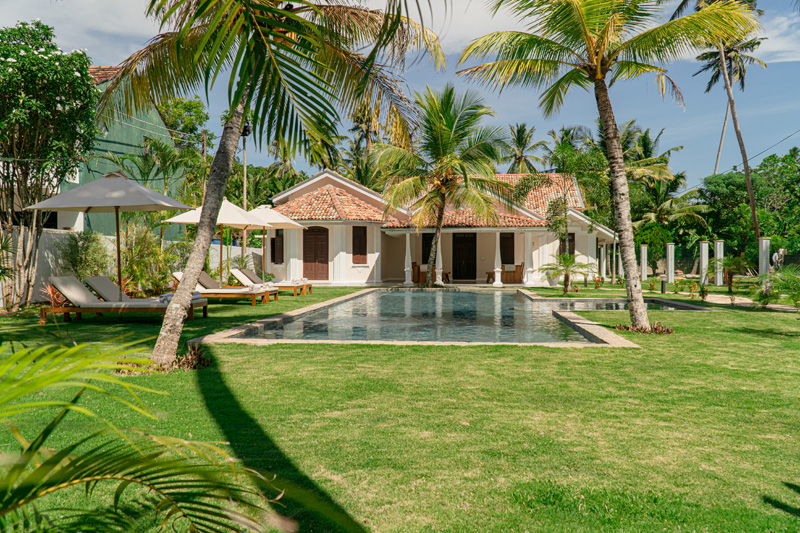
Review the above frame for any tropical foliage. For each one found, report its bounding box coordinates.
[54,230,113,281]
[0,343,291,531]
[539,253,595,295]
[0,21,97,310]
[376,85,511,286]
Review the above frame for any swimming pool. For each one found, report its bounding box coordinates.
[219,289,690,346]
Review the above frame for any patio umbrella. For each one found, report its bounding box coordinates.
[248,205,303,279]
[26,170,189,299]
[164,198,270,285]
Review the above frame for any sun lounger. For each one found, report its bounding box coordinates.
[84,275,204,306]
[173,272,278,305]
[236,268,312,296]
[39,276,208,325]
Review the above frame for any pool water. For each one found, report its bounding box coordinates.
[247,289,590,344]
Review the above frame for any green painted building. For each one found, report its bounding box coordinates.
[57,66,184,241]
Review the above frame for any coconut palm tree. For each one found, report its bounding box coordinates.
[694,37,766,174]
[459,0,758,329]
[539,253,595,295]
[375,84,512,287]
[100,0,443,364]
[634,179,709,230]
[500,123,548,174]
[672,0,763,240]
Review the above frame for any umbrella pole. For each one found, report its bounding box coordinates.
[115,206,123,300]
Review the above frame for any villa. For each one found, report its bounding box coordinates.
[263,170,618,286]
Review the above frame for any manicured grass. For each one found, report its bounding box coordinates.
[3,288,800,531]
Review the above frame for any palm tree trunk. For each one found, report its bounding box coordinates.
[593,78,650,329]
[426,205,446,287]
[151,101,245,365]
[713,100,729,175]
[717,43,760,241]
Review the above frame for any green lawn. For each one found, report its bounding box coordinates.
[3,288,800,531]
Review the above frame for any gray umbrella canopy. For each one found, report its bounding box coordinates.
[26,170,189,213]
[25,170,190,298]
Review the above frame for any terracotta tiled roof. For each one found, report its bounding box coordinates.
[495,173,583,215]
[273,184,393,223]
[88,66,121,84]
[383,209,546,229]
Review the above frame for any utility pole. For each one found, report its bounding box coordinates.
[241,123,252,260]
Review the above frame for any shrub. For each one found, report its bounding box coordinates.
[54,230,112,280]
[121,224,180,296]
[614,322,674,334]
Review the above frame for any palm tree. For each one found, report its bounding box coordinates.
[708,254,753,293]
[694,37,766,174]
[101,0,443,364]
[500,123,547,174]
[542,125,589,164]
[672,0,763,240]
[375,84,512,287]
[339,136,382,190]
[634,179,709,230]
[459,0,758,329]
[539,253,595,295]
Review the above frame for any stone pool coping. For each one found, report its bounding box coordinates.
[194,287,685,348]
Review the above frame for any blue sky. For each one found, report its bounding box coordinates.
[3,0,800,188]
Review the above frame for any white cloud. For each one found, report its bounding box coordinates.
[0,0,160,66]
[755,12,800,63]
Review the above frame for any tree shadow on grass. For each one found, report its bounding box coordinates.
[728,327,800,338]
[197,355,366,532]
[763,482,800,518]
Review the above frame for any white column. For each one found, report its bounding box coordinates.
[666,243,675,284]
[714,240,724,286]
[617,247,623,280]
[493,231,503,287]
[759,237,771,277]
[403,233,413,286]
[264,229,272,279]
[539,235,549,283]
[435,238,443,286]
[587,234,597,284]
[599,245,607,281]
[640,244,648,281]
[373,226,382,283]
[525,233,535,286]
[700,241,709,285]
[288,229,301,280]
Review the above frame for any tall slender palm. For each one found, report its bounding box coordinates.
[375,84,512,286]
[634,178,709,230]
[101,0,443,363]
[459,0,758,329]
[672,0,763,240]
[694,37,766,173]
[500,123,548,174]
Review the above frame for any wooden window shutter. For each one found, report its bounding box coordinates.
[353,226,367,264]
[500,233,515,264]
[271,229,284,264]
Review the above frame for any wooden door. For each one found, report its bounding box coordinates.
[452,233,477,280]
[303,227,329,280]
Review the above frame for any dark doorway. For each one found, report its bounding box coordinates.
[303,226,329,280]
[452,232,477,280]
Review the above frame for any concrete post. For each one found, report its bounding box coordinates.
[700,241,709,285]
[617,248,623,280]
[640,244,648,281]
[666,243,675,284]
[403,233,413,286]
[599,245,607,280]
[435,238,444,286]
[714,240,724,286]
[493,231,503,287]
[759,237,771,277]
